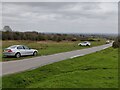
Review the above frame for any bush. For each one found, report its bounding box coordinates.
[71,38,77,41]
[112,37,120,48]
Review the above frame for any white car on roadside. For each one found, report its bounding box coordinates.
[78,41,91,46]
[106,40,110,44]
[3,45,38,58]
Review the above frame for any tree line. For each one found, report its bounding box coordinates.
[2,31,116,42]
[2,31,89,42]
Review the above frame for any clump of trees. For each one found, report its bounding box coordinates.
[112,37,120,48]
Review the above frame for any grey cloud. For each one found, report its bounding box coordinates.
[2,2,118,34]
[3,2,117,20]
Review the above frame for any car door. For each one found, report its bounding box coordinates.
[23,46,33,55]
[17,46,26,56]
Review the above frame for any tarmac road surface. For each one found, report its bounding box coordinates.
[2,43,112,76]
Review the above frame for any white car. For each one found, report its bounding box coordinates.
[106,40,110,44]
[78,41,91,46]
[3,45,38,58]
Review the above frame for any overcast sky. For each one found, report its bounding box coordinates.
[2,2,118,34]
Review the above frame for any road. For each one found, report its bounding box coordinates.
[2,43,112,76]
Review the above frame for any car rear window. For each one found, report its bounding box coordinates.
[8,46,17,49]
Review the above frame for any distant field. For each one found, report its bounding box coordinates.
[2,47,118,88]
[2,39,106,61]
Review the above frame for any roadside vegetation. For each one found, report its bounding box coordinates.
[2,39,106,61]
[2,47,118,88]
[112,36,120,48]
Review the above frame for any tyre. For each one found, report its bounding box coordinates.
[15,53,21,58]
[33,51,37,56]
[86,44,89,46]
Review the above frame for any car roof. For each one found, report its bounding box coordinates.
[6,45,26,49]
[10,45,25,47]
[84,41,89,42]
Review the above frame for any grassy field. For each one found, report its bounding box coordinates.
[2,47,118,88]
[2,39,106,61]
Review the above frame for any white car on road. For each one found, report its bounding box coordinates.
[78,41,91,46]
[3,45,38,58]
[106,40,110,44]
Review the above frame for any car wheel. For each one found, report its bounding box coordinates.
[15,53,21,58]
[86,44,89,46]
[33,51,37,56]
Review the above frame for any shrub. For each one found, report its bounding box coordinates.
[112,37,120,48]
[71,38,77,41]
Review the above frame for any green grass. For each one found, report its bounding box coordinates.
[2,47,118,88]
[2,40,106,61]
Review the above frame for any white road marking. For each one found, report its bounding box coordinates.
[103,47,108,50]
[70,54,84,59]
